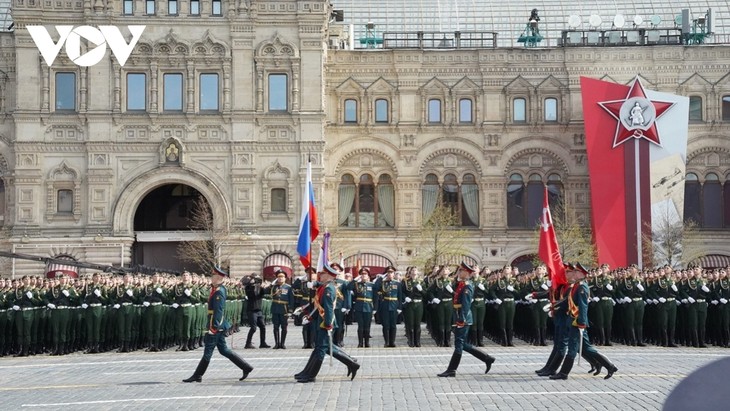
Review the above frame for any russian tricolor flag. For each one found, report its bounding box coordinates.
[297,160,320,268]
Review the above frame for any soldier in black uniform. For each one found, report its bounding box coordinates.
[244,274,271,349]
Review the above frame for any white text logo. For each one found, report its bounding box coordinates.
[27,25,146,67]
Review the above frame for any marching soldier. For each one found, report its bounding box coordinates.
[0,279,9,356]
[350,267,375,347]
[437,262,496,377]
[373,266,402,348]
[713,268,730,347]
[402,266,426,347]
[680,267,710,348]
[270,269,294,349]
[183,266,254,383]
[527,266,550,346]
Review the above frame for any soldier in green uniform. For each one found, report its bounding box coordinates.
[402,266,426,347]
[44,273,78,355]
[183,266,254,383]
[373,266,402,348]
[469,267,490,347]
[526,266,550,346]
[142,272,168,352]
[172,271,199,351]
[11,276,42,357]
[437,262,496,378]
[269,270,294,349]
[111,273,139,353]
[617,266,646,346]
[81,273,107,354]
[349,267,375,347]
[429,266,455,347]
[649,267,679,347]
[713,268,730,347]
[0,278,9,356]
[680,267,710,347]
[331,264,351,347]
[491,267,518,346]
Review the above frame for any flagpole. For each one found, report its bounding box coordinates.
[634,140,643,267]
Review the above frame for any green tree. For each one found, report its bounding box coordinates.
[642,204,702,269]
[533,202,597,267]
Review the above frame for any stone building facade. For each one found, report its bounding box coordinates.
[0,0,727,277]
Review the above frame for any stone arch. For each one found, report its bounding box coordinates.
[192,30,230,57]
[503,147,570,176]
[335,148,399,177]
[153,29,191,55]
[255,34,299,59]
[112,167,230,236]
[418,148,483,176]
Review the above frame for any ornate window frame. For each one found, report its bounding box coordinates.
[46,161,81,222]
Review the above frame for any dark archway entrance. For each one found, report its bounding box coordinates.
[132,184,210,273]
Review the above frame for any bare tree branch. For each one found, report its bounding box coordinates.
[177,195,230,274]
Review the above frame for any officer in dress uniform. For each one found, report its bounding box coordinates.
[269,269,294,349]
[373,266,402,348]
[183,266,254,383]
[331,263,351,347]
[349,267,375,348]
[294,263,360,383]
[294,266,317,349]
[402,266,426,347]
[437,262,496,377]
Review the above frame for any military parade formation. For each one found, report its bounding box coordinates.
[1,261,729,382]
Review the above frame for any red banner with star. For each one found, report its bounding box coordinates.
[581,76,688,268]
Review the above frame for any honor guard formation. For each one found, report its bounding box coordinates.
[2,261,729,382]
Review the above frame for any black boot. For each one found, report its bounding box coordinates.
[296,356,323,383]
[227,352,254,380]
[182,358,210,383]
[605,327,613,346]
[699,327,708,348]
[549,356,574,380]
[333,350,361,380]
[477,329,484,347]
[636,329,646,347]
[537,353,565,377]
[406,329,413,347]
[536,348,557,374]
[506,329,514,347]
[434,329,443,347]
[295,352,317,380]
[280,329,287,350]
[584,351,601,375]
[437,352,462,377]
[540,327,547,346]
[273,328,281,349]
[592,351,618,379]
[259,332,271,349]
[246,329,256,348]
[415,328,422,347]
[464,346,496,374]
[443,332,450,348]
[364,336,370,348]
[389,327,397,347]
[357,330,364,348]
[383,328,390,348]
[500,329,508,346]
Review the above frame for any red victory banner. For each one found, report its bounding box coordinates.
[581,76,689,267]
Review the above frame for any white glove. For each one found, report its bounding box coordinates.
[507,285,515,292]
[624,297,632,304]
[81,303,89,309]
[47,303,56,309]
[431,298,441,305]
[542,303,551,313]
[26,291,33,299]
[495,298,503,305]
[302,316,310,325]
[671,284,678,292]
[373,311,377,315]
[184,289,192,297]
[445,284,453,293]
[681,299,688,304]
[721,298,728,305]
[341,308,348,313]
[12,305,20,311]
[688,297,696,304]
[416,284,423,291]
[712,300,719,305]
[156,287,163,294]
[397,309,402,314]
[478,284,486,291]
[126,289,133,297]
[404,297,412,303]
[172,303,180,309]
[62,290,70,297]
[546,280,552,287]
[659,297,666,303]
[548,310,553,318]
[637,284,644,292]
[355,276,362,283]
[652,299,658,304]
[113,304,121,309]
[307,281,314,289]
[702,285,710,293]
[293,307,303,316]
[94,289,101,297]
[611,299,616,306]
[143,301,151,307]
[676,300,681,305]
[606,284,613,291]
[541,283,549,290]
[592,297,599,302]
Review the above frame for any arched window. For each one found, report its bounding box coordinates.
[507,173,564,228]
[461,173,479,226]
[704,173,722,228]
[344,99,358,123]
[689,96,703,122]
[526,174,544,226]
[684,172,701,225]
[547,174,564,221]
[422,173,440,221]
[725,174,730,228]
[513,98,526,122]
[375,99,389,123]
[422,173,478,227]
[507,174,525,227]
[544,98,558,122]
[459,98,473,123]
[339,173,394,228]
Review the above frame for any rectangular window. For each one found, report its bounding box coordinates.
[126,73,146,111]
[689,96,702,121]
[55,72,76,111]
[146,0,155,15]
[190,0,200,15]
[344,99,357,123]
[168,0,178,15]
[268,74,288,111]
[428,99,441,123]
[513,98,526,122]
[544,98,557,122]
[123,0,134,14]
[199,73,219,111]
[163,73,183,111]
[212,0,222,16]
[57,190,73,213]
[459,98,473,123]
[375,99,389,123]
[271,188,286,212]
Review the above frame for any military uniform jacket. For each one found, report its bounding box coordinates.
[591,277,615,299]
[491,279,518,300]
[402,279,427,303]
[349,280,374,313]
[373,278,402,311]
[173,284,198,305]
[472,278,490,301]
[208,284,230,333]
[618,278,645,300]
[82,284,108,305]
[568,282,590,328]
[143,284,168,304]
[713,279,730,300]
[12,286,41,308]
[270,283,294,314]
[310,282,336,330]
[453,281,474,326]
[45,286,78,307]
[649,277,678,300]
[428,278,455,301]
[680,278,710,301]
[334,279,352,311]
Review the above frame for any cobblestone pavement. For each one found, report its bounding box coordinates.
[0,325,724,411]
